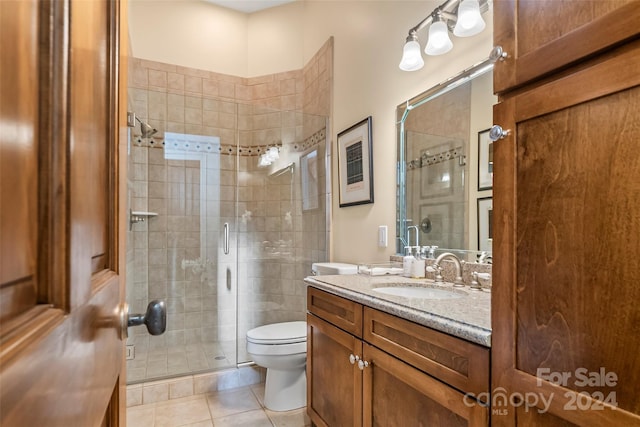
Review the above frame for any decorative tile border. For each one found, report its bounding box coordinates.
[133,127,327,156]
[406,146,464,170]
[293,127,326,152]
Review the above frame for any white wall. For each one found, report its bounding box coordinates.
[128,0,494,263]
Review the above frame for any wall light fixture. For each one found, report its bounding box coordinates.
[399,0,490,71]
[258,146,280,167]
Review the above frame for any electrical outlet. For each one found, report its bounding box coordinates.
[378,225,388,247]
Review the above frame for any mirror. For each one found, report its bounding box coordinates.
[396,57,497,260]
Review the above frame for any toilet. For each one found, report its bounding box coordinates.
[246,262,357,411]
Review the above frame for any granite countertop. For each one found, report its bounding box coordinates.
[304,274,492,347]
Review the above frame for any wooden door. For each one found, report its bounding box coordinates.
[492,39,640,426]
[0,0,128,425]
[494,0,640,93]
[307,313,363,427]
[362,343,488,427]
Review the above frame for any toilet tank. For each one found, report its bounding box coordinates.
[311,262,358,276]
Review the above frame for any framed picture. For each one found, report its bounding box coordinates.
[477,197,493,251]
[337,116,374,207]
[300,148,319,212]
[477,128,493,190]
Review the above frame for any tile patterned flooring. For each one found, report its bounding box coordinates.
[127,341,235,383]
[127,383,311,427]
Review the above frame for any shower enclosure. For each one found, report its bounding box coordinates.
[125,70,330,383]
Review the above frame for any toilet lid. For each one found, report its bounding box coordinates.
[246,321,307,344]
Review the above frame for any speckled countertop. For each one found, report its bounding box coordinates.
[304,275,492,347]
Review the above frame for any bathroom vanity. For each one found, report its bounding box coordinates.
[304,275,491,427]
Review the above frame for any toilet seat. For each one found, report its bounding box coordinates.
[246,321,307,345]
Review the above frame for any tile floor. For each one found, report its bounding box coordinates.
[127,341,235,383]
[127,383,311,427]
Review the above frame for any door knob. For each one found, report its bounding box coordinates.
[120,300,166,339]
[489,125,510,141]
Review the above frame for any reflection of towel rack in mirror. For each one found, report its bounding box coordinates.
[269,162,295,178]
[129,210,159,230]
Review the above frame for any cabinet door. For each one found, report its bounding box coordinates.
[492,40,640,426]
[307,313,363,427]
[0,0,127,424]
[494,0,640,93]
[362,343,487,427]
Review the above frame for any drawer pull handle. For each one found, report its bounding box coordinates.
[358,359,370,370]
[349,354,360,365]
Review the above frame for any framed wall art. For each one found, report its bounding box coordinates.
[337,116,374,207]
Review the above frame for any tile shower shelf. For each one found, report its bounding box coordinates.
[130,210,159,229]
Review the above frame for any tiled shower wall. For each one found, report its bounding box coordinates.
[126,39,333,381]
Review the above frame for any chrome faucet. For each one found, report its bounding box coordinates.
[407,225,419,247]
[433,252,465,287]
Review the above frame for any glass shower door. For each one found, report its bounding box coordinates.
[235,108,329,364]
[126,124,239,383]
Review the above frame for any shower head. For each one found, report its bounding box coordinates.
[135,116,158,138]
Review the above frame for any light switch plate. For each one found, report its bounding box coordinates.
[378,225,388,247]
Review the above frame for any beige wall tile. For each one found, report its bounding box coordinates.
[168,72,185,91]
[169,377,194,400]
[194,373,218,395]
[142,381,169,404]
[185,75,203,94]
[126,385,143,407]
[202,79,219,97]
[149,69,168,88]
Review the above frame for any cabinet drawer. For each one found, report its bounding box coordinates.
[363,343,488,427]
[307,287,363,338]
[364,307,489,398]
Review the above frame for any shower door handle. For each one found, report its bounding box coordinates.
[223,222,230,254]
[120,300,166,339]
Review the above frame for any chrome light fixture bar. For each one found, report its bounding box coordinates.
[399,0,490,71]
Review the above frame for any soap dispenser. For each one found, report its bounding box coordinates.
[410,246,426,278]
[403,246,414,277]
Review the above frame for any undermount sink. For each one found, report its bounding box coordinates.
[373,286,465,300]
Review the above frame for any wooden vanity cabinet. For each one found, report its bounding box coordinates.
[307,314,363,427]
[492,2,640,426]
[307,287,489,427]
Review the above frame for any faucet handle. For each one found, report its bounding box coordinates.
[429,245,438,258]
[470,271,491,291]
[432,264,444,282]
[470,272,482,291]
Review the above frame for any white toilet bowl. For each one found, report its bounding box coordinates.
[246,321,307,411]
